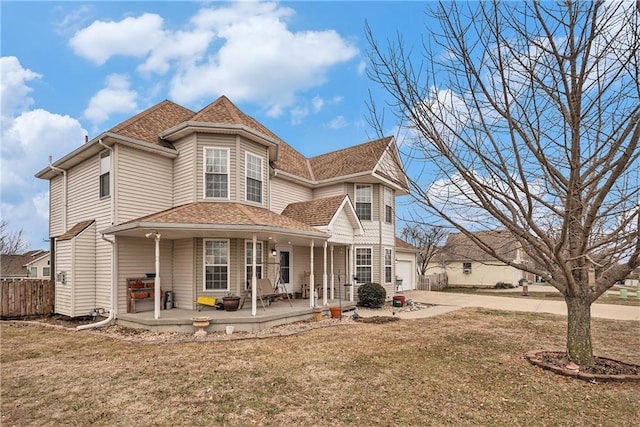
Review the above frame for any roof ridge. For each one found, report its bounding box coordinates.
[111,100,194,133]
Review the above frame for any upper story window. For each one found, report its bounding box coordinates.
[99,151,110,198]
[246,153,263,203]
[384,188,393,223]
[463,262,472,274]
[204,148,229,199]
[355,184,372,221]
[30,267,38,277]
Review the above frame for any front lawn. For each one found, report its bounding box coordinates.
[2,309,638,426]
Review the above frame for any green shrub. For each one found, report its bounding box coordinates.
[357,282,386,308]
[495,281,515,289]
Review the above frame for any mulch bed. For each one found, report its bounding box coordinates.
[526,350,640,382]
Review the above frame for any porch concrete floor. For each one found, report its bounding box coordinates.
[116,297,357,333]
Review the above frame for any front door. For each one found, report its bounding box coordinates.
[279,250,292,295]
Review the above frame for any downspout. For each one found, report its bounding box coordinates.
[77,233,116,330]
[49,156,67,231]
[79,139,117,330]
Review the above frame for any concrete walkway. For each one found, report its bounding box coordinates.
[357,288,640,322]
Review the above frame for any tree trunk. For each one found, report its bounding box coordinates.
[565,296,593,366]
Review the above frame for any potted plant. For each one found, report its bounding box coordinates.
[222,293,241,311]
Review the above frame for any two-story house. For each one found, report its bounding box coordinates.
[36,96,409,326]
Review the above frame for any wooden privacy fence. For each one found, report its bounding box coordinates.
[417,273,448,291]
[0,279,54,318]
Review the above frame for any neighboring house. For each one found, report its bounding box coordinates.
[24,251,51,279]
[36,96,409,318]
[430,230,533,287]
[0,250,49,280]
[395,237,419,291]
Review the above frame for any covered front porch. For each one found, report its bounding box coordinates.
[116,297,357,333]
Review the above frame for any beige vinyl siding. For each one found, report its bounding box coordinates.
[291,245,310,293]
[73,222,96,316]
[328,210,355,244]
[313,184,346,199]
[173,136,197,206]
[66,152,110,227]
[240,138,269,208]
[270,176,312,214]
[63,153,112,314]
[116,144,173,223]
[446,261,520,287]
[173,238,195,309]
[54,239,72,316]
[117,237,174,313]
[196,134,237,202]
[50,175,64,237]
[376,148,405,185]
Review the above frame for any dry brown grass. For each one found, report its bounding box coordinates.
[2,308,639,426]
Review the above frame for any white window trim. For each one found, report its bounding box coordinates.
[203,147,230,200]
[355,184,373,221]
[245,152,263,204]
[203,239,230,292]
[355,246,373,284]
[99,150,111,199]
[384,248,393,284]
[384,188,393,224]
[463,262,472,274]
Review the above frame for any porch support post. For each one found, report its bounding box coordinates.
[309,240,315,308]
[153,233,161,320]
[330,245,335,300]
[349,244,354,302]
[322,241,328,306]
[251,234,257,316]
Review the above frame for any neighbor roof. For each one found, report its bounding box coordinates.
[440,230,522,262]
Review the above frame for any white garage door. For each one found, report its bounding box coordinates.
[396,260,415,291]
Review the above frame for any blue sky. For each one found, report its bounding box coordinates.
[1,0,432,250]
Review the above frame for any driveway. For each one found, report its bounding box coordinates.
[357,288,640,322]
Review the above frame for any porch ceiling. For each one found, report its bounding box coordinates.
[103,222,327,246]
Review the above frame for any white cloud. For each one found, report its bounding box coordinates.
[169,2,358,115]
[69,13,165,65]
[0,56,41,124]
[290,106,309,125]
[328,115,348,129]
[357,60,367,75]
[312,96,324,112]
[54,5,93,36]
[0,57,87,249]
[84,74,138,124]
[67,2,358,117]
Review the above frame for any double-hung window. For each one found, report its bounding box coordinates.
[204,240,229,291]
[385,248,393,283]
[463,262,472,274]
[204,148,229,199]
[355,247,372,283]
[30,267,38,277]
[246,153,262,203]
[99,151,110,198]
[245,241,263,289]
[384,188,393,224]
[355,184,372,221]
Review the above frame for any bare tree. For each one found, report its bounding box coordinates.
[401,223,446,275]
[0,220,28,255]
[367,1,639,366]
